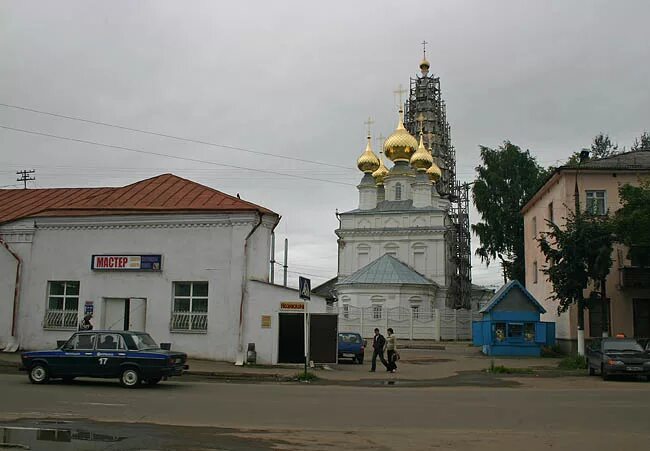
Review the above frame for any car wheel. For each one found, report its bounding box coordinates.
[147,377,162,385]
[587,360,595,376]
[120,367,141,388]
[601,365,610,381]
[28,364,50,384]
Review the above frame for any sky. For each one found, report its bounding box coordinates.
[1,0,649,290]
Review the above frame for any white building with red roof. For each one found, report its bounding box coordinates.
[0,174,330,364]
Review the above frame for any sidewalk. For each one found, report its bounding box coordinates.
[0,343,563,383]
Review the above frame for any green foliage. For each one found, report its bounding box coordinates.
[537,209,613,314]
[472,141,548,285]
[558,355,587,370]
[613,180,650,266]
[631,131,650,152]
[295,371,318,382]
[566,133,619,166]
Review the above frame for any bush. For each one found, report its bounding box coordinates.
[541,344,564,358]
[295,371,318,382]
[558,355,587,370]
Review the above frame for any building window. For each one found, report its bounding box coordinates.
[411,305,420,319]
[532,216,537,238]
[171,282,208,332]
[372,304,383,320]
[357,244,370,269]
[343,304,350,319]
[384,243,399,257]
[395,183,402,200]
[44,281,80,330]
[586,190,606,215]
[548,202,554,223]
[533,261,538,284]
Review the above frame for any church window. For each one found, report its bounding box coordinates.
[411,305,420,319]
[343,304,350,319]
[412,244,426,274]
[395,183,402,200]
[373,304,383,320]
[357,244,370,268]
[384,243,399,257]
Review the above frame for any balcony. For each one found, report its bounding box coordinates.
[620,267,650,289]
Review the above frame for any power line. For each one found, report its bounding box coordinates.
[0,102,354,171]
[0,125,356,187]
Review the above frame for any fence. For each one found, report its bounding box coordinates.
[331,305,482,341]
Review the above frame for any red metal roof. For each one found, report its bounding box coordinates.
[0,174,275,225]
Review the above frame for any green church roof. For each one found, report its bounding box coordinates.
[338,254,433,285]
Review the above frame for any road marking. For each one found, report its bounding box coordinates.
[82,402,126,407]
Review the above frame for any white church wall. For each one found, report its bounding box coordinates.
[0,243,17,348]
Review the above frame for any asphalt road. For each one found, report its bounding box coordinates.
[1,373,649,450]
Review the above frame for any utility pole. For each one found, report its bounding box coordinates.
[16,170,35,189]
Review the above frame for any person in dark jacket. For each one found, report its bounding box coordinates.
[370,328,388,372]
[79,313,93,331]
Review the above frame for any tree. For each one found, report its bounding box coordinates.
[472,141,549,285]
[631,131,650,152]
[538,209,613,351]
[566,133,618,165]
[613,179,650,267]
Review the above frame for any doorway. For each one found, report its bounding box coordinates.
[309,314,338,363]
[103,298,147,331]
[278,313,304,364]
[633,299,650,338]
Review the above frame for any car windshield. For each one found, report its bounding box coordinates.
[339,333,361,344]
[603,340,643,352]
[131,333,159,350]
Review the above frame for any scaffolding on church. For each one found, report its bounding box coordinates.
[404,69,472,310]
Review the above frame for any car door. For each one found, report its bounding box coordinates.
[60,333,97,376]
[94,333,127,377]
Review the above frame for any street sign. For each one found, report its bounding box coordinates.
[299,276,311,301]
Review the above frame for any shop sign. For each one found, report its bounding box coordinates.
[91,254,162,271]
[280,301,304,311]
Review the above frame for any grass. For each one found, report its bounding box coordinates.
[487,360,534,374]
[294,371,318,382]
[558,355,587,370]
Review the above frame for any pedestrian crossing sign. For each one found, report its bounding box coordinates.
[299,276,311,301]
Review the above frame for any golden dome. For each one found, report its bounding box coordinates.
[356,136,380,173]
[383,109,418,163]
[426,159,442,181]
[410,133,433,171]
[372,152,389,185]
[420,58,430,71]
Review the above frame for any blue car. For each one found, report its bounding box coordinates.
[20,331,188,388]
[338,332,365,364]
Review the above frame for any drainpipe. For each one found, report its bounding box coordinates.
[236,212,264,365]
[0,237,21,346]
[269,217,281,284]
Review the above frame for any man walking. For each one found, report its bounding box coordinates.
[370,328,388,372]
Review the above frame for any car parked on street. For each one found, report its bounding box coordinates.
[20,331,188,388]
[338,332,365,364]
[586,337,650,381]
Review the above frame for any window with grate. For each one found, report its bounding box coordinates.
[395,183,402,200]
[44,281,80,330]
[586,190,606,215]
[171,282,208,332]
[372,304,383,320]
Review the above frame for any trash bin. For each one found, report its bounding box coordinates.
[160,342,171,350]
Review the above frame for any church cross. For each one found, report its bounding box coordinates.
[364,116,375,137]
[393,84,408,109]
[422,40,428,59]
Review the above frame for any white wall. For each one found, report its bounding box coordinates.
[245,279,327,364]
[0,243,18,348]
[1,212,278,361]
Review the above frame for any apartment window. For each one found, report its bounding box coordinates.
[44,281,79,329]
[533,261,538,284]
[586,190,606,215]
[532,216,537,238]
[372,304,383,320]
[395,183,402,200]
[548,202,554,223]
[171,282,208,332]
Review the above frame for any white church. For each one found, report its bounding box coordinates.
[316,55,492,340]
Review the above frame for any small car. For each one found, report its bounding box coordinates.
[586,337,650,380]
[338,332,365,364]
[20,331,188,388]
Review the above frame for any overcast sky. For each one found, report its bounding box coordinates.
[1,0,649,290]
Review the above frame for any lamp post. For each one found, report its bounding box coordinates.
[575,149,590,356]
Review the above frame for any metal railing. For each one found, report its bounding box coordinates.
[43,310,78,329]
[170,312,208,332]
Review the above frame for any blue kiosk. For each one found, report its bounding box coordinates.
[472,280,555,356]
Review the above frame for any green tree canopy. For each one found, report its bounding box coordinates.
[613,179,650,266]
[472,141,548,285]
[538,210,613,314]
[566,133,618,166]
[631,132,650,152]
